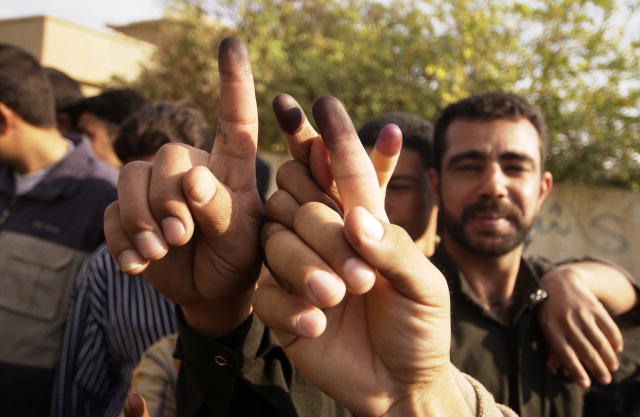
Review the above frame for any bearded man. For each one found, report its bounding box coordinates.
[429,91,639,417]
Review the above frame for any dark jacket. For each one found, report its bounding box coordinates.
[432,245,640,417]
[0,138,118,416]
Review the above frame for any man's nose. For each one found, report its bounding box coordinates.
[478,163,508,198]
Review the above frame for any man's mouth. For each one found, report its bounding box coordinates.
[471,211,506,220]
[468,210,512,231]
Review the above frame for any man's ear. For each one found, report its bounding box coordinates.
[537,171,553,209]
[428,168,441,207]
[56,112,73,133]
[0,103,11,135]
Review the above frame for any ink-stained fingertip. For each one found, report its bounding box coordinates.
[273,94,305,135]
[311,96,356,148]
[218,37,250,75]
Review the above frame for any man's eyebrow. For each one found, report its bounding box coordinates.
[446,150,486,169]
[500,152,535,165]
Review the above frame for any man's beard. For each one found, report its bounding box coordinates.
[440,196,532,257]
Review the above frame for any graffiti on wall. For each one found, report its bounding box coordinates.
[527,184,639,278]
[534,202,629,255]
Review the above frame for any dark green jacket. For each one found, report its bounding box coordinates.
[432,246,640,417]
[175,311,350,417]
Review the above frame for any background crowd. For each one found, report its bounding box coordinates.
[0,1,639,417]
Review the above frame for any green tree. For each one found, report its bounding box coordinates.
[117,0,640,190]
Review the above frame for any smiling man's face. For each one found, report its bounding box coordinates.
[432,117,552,257]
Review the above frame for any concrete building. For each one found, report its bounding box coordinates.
[0,15,155,95]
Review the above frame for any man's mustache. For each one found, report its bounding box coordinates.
[461,198,524,226]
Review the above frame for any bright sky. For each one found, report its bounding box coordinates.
[0,0,167,32]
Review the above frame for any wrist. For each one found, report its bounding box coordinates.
[181,289,253,336]
[381,364,473,417]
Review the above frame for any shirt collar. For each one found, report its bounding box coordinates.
[1,137,100,202]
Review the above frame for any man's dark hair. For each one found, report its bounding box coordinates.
[44,67,84,112]
[73,88,146,126]
[358,112,434,169]
[0,44,56,127]
[114,101,213,162]
[433,91,548,172]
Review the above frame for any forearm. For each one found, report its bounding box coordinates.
[558,261,638,315]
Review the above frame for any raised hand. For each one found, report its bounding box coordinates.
[255,97,471,417]
[103,38,262,334]
[270,93,403,214]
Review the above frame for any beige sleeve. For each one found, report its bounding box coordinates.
[452,367,519,417]
[118,334,180,417]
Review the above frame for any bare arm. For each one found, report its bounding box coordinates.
[545,261,638,315]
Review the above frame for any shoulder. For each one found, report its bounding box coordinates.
[522,254,555,277]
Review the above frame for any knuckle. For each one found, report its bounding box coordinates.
[262,222,288,242]
[103,201,119,222]
[293,202,320,226]
[276,160,307,187]
[148,191,178,214]
[119,160,151,180]
[155,142,184,160]
[386,222,411,246]
[264,229,293,261]
[269,189,294,206]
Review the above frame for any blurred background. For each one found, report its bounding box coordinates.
[1,0,638,275]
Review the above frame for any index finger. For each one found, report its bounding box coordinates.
[210,37,258,190]
[273,94,335,198]
[312,96,393,220]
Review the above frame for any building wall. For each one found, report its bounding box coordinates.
[0,16,45,59]
[527,184,640,280]
[0,16,154,95]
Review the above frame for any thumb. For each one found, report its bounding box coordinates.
[344,206,449,308]
[181,165,236,242]
[124,392,150,417]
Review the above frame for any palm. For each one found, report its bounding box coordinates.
[280,272,451,416]
[193,187,263,299]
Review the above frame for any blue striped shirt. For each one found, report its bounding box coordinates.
[52,243,177,417]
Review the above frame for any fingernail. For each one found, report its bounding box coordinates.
[600,374,612,384]
[357,208,384,241]
[343,258,375,292]
[580,377,591,388]
[296,309,325,337]
[161,217,185,245]
[189,172,216,205]
[134,230,167,258]
[308,269,344,306]
[118,249,147,273]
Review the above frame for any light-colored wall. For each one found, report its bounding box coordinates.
[527,184,639,280]
[0,16,45,59]
[0,16,154,95]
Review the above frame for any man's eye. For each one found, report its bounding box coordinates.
[454,164,480,171]
[504,164,526,173]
